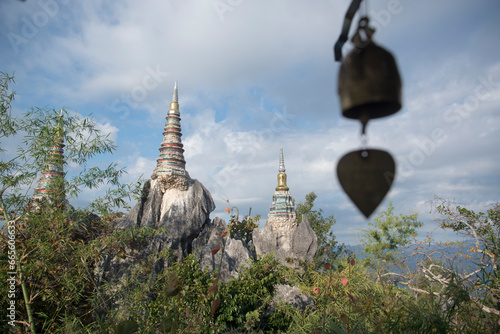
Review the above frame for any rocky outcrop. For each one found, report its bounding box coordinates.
[115,177,214,259]
[97,177,215,286]
[252,216,318,267]
[96,175,255,296]
[192,217,227,250]
[194,217,252,282]
[271,284,315,312]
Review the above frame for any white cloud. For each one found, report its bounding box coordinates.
[95,121,119,143]
[2,0,500,244]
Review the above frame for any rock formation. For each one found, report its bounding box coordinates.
[193,217,252,282]
[97,83,250,292]
[271,284,315,312]
[113,177,215,259]
[253,149,318,266]
[97,83,216,285]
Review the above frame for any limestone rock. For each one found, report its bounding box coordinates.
[252,216,318,266]
[115,178,214,259]
[192,217,227,250]
[292,216,318,262]
[194,218,252,282]
[97,177,215,285]
[272,284,315,312]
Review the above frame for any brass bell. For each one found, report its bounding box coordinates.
[337,17,402,131]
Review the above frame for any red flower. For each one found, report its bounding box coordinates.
[350,259,356,266]
[341,276,348,287]
[224,207,231,214]
[324,262,331,270]
[313,287,321,294]
[264,264,269,269]
[221,230,228,238]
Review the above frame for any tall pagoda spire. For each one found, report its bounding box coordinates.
[152,82,190,181]
[268,148,295,219]
[32,111,65,205]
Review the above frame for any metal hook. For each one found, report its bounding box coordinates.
[334,0,363,61]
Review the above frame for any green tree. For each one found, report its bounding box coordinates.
[380,199,500,331]
[225,203,259,251]
[360,202,422,265]
[0,72,17,142]
[296,192,343,268]
[0,72,142,333]
[434,198,500,319]
[0,73,140,219]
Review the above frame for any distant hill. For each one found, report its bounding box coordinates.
[343,241,485,275]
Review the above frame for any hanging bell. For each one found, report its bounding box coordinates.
[337,17,402,131]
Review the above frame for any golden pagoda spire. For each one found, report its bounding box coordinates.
[276,148,289,191]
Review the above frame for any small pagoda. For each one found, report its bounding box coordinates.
[253,148,317,265]
[151,82,191,190]
[267,148,297,227]
[32,116,65,206]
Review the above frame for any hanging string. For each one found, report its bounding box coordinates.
[361,0,369,18]
[360,122,369,158]
[360,132,368,150]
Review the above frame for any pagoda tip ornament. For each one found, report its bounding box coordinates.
[170,81,179,110]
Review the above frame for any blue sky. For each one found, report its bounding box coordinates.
[1,0,499,244]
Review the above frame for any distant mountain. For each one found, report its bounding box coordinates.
[343,241,485,275]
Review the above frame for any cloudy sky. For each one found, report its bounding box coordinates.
[1,0,499,244]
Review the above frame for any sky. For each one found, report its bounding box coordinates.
[1,0,499,245]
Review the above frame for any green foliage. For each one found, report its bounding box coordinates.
[99,249,288,333]
[216,255,286,331]
[0,74,143,333]
[437,200,499,276]
[2,195,498,333]
[360,202,422,265]
[0,207,127,332]
[0,75,142,219]
[296,192,343,269]
[227,205,259,249]
[0,72,17,144]
[433,198,500,329]
[113,253,213,333]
